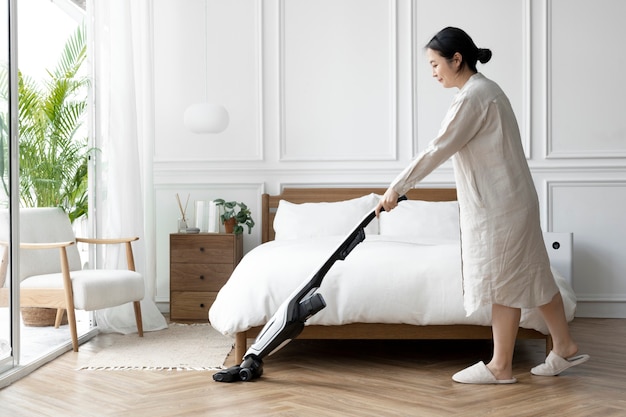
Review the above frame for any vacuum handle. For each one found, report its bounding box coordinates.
[360,194,408,228]
[379,194,407,213]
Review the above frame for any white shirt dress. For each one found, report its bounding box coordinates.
[390,73,559,316]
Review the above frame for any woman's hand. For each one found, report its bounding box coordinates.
[375,188,400,217]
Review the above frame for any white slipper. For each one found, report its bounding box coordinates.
[531,351,590,376]
[452,361,517,384]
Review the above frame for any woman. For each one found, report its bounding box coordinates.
[376,27,589,384]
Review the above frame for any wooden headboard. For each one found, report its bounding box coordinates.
[261,187,457,243]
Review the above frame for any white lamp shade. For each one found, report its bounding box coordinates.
[183,102,229,133]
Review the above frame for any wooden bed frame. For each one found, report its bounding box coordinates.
[233,187,552,360]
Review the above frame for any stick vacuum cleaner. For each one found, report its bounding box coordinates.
[212,196,406,383]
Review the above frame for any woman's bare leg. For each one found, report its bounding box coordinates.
[538,291,578,358]
[487,304,521,380]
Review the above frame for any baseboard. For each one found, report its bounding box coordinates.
[155,301,169,315]
[575,301,626,318]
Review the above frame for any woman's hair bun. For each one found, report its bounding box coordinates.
[477,48,492,64]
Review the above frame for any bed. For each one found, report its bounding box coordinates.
[209,187,577,361]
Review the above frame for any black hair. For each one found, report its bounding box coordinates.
[425,27,492,73]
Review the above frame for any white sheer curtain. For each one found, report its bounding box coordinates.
[89,0,166,333]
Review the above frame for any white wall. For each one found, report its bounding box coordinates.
[152,0,626,318]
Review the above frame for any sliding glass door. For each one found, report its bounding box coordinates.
[0,0,17,375]
[0,1,88,382]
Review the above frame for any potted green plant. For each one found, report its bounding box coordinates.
[214,199,255,235]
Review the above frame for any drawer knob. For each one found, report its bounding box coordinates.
[199,247,205,252]
[199,275,205,280]
[200,303,205,308]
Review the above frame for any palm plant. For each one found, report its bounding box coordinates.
[0,24,91,222]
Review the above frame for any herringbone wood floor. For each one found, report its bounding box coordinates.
[0,318,623,417]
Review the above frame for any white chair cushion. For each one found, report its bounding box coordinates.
[71,270,145,311]
[22,269,145,311]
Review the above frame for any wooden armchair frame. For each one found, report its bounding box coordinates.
[1,236,144,352]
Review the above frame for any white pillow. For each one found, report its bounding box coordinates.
[379,200,460,240]
[273,193,380,240]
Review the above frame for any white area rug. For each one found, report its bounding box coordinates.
[77,323,234,371]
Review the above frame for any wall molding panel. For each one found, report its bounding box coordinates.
[278,0,398,162]
[546,180,626,316]
[413,0,531,159]
[545,179,626,230]
[546,0,626,159]
[153,0,264,163]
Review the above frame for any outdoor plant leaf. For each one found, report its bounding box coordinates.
[0,24,92,222]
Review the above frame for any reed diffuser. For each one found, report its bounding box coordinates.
[176,193,190,232]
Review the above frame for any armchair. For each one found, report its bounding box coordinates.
[0,207,144,352]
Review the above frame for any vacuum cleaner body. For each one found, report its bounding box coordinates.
[213,198,404,382]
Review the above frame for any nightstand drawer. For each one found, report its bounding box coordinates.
[170,291,217,321]
[170,234,240,264]
[170,263,233,291]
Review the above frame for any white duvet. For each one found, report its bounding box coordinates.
[209,234,576,337]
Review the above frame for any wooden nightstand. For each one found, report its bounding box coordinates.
[169,233,243,322]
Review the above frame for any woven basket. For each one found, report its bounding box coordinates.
[21,307,68,327]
